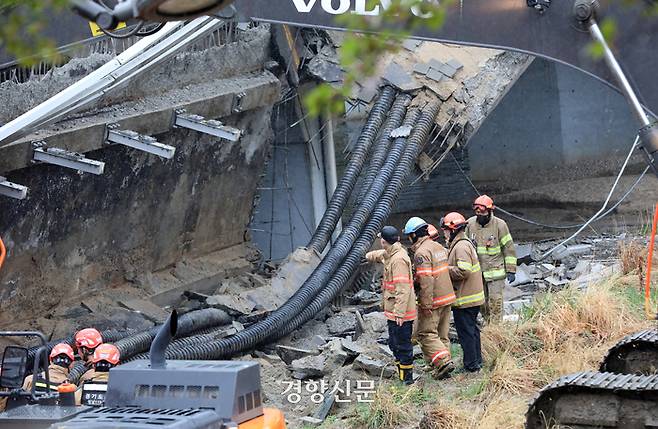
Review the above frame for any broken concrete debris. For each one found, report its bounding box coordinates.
[402,38,422,51]
[276,345,320,365]
[290,340,348,380]
[326,311,358,336]
[352,354,397,379]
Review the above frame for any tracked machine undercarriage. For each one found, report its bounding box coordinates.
[526,329,658,428]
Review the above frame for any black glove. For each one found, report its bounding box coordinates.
[506,272,516,284]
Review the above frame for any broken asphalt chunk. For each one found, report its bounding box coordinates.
[276,345,319,365]
[353,354,397,378]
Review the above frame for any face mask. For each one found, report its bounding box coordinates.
[477,213,491,226]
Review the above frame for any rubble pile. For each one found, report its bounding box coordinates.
[503,234,629,319]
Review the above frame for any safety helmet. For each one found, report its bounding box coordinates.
[49,343,75,362]
[92,344,120,366]
[378,226,400,245]
[441,212,467,230]
[427,224,439,241]
[473,195,494,210]
[75,328,103,351]
[403,217,428,235]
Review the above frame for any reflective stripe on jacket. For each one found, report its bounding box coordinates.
[411,236,456,309]
[22,364,71,392]
[465,215,517,281]
[366,242,417,322]
[448,233,485,308]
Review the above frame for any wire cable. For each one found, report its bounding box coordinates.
[540,135,640,259]
[449,148,648,230]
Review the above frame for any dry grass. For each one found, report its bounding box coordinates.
[481,276,650,396]
[418,402,474,429]
[392,275,653,429]
[619,239,646,275]
[349,383,426,429]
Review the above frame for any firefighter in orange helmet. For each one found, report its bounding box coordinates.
[427,224,440,241]
[77,344,120,406]
[74,328,103,383]
[404,217,456,380]
[442,212,484,372]
[465,195,517,323]
[22,343,76,393]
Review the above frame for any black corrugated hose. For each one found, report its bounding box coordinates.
[356,94,411,202]
[278,102,442,340]
[308,85,397,254]
[114,308,230,360]
[158,95,412,360]
[155,102,440,360]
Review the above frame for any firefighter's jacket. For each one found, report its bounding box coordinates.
[465,215,517,282]
[410,236,456,309]
[366,242,417,322]
[78,371,109,407]
[22,364,71,392]
[448,232,485,308]
[79,367,96,384]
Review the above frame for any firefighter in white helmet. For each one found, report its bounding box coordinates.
[404,217,456,379]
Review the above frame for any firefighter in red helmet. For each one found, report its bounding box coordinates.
[74,328,103,383]
[22,343,76,393]
[465,195,517,323]
[77,344,120,407]
[442,212,484,372]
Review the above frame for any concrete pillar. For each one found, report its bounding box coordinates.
[296,90,327,230]
[322,114,342,242]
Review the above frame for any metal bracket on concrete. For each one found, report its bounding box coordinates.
[105,124,176,159]
[232,92,246,114]
[32,142,105,175]
[0,177,28,200]
[174,109,242,142]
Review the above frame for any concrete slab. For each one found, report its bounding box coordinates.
[270,248,322,308]
[402,39,421,51]
[0,72,280,174]
[426,68,445,83]
[447,58,464,71]
[119,298,168,323]
[413,62,430,75]
[382,62,423,91]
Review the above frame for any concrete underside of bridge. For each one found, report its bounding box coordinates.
[0,25,279,323]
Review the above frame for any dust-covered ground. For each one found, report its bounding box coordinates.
[390,171,657,243]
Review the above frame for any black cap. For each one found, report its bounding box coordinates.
[379,226,400,244]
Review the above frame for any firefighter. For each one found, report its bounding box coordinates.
[442,212,485,373]
[404,217,456,379]
[78,344,120,406]
[22,343,75,393]
[74,328,103,383]
[465,195,517,323]
[365,226,417,385]
[427,224,440,242]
